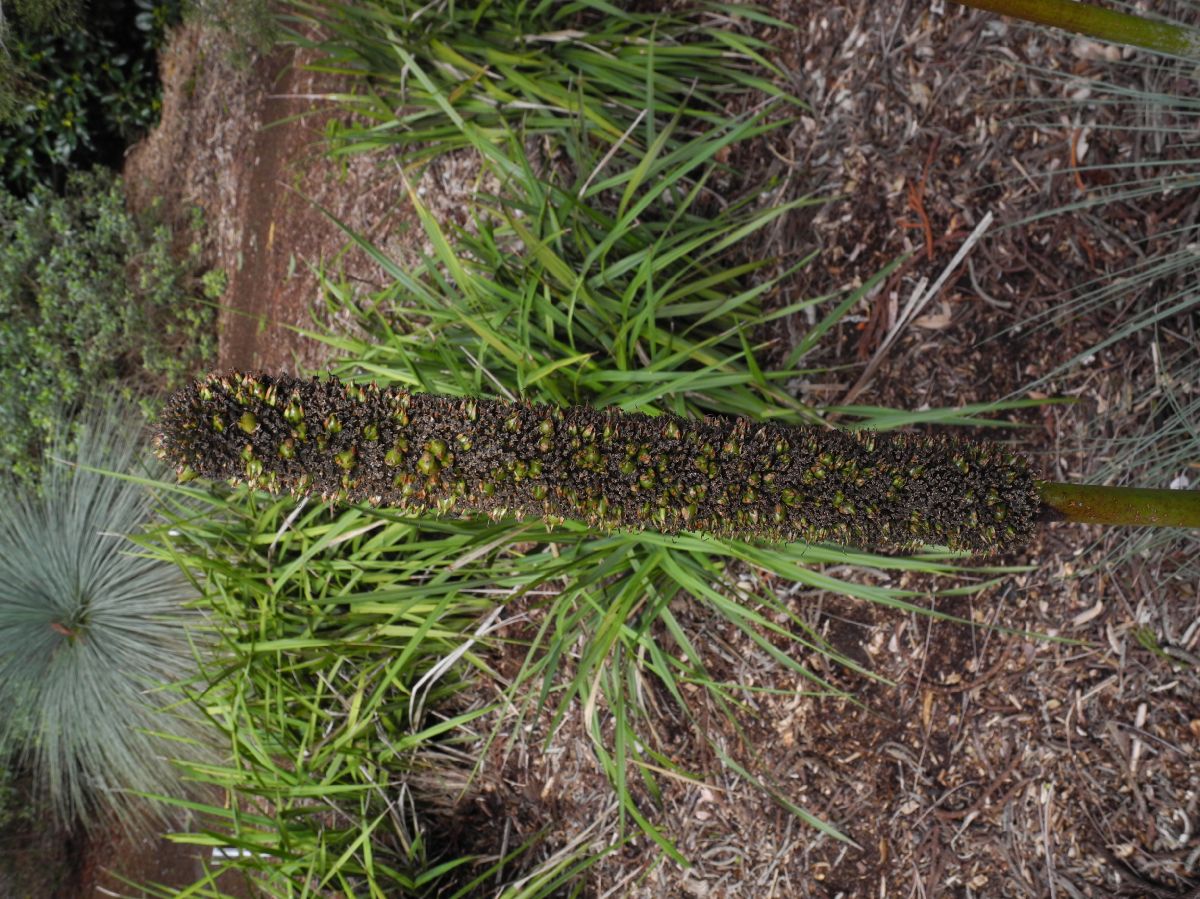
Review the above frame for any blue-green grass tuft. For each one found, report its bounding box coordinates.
[0,402,210,833]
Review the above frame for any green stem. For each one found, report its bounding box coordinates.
[951,0,1200,58]
[1037,481,1200,528]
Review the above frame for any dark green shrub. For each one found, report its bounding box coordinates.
[0,168,218,483]
[0,0,181,194]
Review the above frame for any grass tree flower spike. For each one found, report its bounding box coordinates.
[158,372,1048,552]
[158,372,1200,553]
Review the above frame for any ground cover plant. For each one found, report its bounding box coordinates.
[0,400,211,836]
[297,0,789,166]
[145,491,519,896]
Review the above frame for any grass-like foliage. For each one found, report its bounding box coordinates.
[145,487,616,896]
[0,401,211,834]
[295,0,791,164]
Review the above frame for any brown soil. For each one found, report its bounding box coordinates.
[0,790,255,899]
[82,817,258,899]
[98,4,1200,898]
[123,21,420,375]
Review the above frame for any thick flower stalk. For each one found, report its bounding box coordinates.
[952,0,1200,59]
[158,372,1043,553]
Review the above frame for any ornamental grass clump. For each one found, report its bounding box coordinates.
[0,402,211,834]
[298,0,791,166]
[160,371,1045,552]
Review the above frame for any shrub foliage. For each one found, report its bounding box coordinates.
[0,169,217,482]
[0,0,180,194]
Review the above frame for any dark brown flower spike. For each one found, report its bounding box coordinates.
[157,372,1048,553]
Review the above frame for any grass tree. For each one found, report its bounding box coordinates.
[147,2,1200,893]
[148,105,1041,891]
[0,402,211,833]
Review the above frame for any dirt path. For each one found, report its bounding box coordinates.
[124,22,416,375]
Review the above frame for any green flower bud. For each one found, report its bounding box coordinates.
[417,452,440,476]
